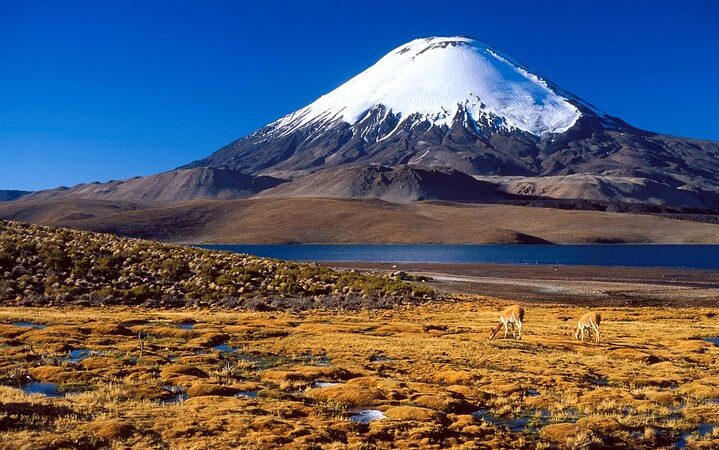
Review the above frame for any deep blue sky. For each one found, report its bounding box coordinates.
[1,0,718,191]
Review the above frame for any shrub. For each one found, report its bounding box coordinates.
[161,258,190,278]
[38,243,71,272]
[0,219,437,309]
[0,249,12,270]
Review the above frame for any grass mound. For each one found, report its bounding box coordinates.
[0,220,434,309]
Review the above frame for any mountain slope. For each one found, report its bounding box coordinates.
[478,174,719,210]
[258,165,508,203]
[0,190,30,202]
[22,167,285,202]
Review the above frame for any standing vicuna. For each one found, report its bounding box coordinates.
[575,311,601,343]
[489,305,525,340]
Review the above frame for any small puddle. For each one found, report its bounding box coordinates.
[675,423,714,449]
[213,344,239,353]
[472,409,553,433]
[235,390,259,398]
[10,321,45,330]
[20,381,89,397]
[472,410,528,432]
[589,376,609,386]
[21,382,63,397]
[313,382,341,388]
[349,408,386,424]
[294,354,331,366]
[177,322,195,330]
[703,337,719,347]
[159,386,188,405]
[64,349,96,364]
[675,434,686,449]
[698,423,714,435]
[212,346,288,370]
[370,355,396,363]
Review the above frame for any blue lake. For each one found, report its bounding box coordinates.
[197,244,719,269]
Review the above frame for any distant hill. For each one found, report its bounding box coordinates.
[22,167,285,202]
[0,190,30,202]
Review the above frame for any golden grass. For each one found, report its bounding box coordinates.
[1,298,718,449]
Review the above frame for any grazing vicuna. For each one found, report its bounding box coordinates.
[575,311,601,343]
[489,305,524,340]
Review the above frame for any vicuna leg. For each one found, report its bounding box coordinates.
[517,321,523,340]
[593,324,600,343]
[503,320,509,339]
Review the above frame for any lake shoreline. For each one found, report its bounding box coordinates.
[197,243,719,270]
[324,262,719,308]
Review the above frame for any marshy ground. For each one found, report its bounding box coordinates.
[1,298,717,449]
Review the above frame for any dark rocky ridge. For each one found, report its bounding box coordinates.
[257,165,508,203]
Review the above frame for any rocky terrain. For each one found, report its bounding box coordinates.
[476,174,719,210]
[0,220,433,310]
[257,165,508,203]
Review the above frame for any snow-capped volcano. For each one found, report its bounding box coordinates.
[8,37,719,216]
[274,36,580,136]
[186,35,628,178]
[178,36,719,209]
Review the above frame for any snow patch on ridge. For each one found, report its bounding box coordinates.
[272,36,581,137]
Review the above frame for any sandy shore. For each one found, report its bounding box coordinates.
[324,262,719,307]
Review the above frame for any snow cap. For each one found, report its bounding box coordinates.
[274,36,581,136]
